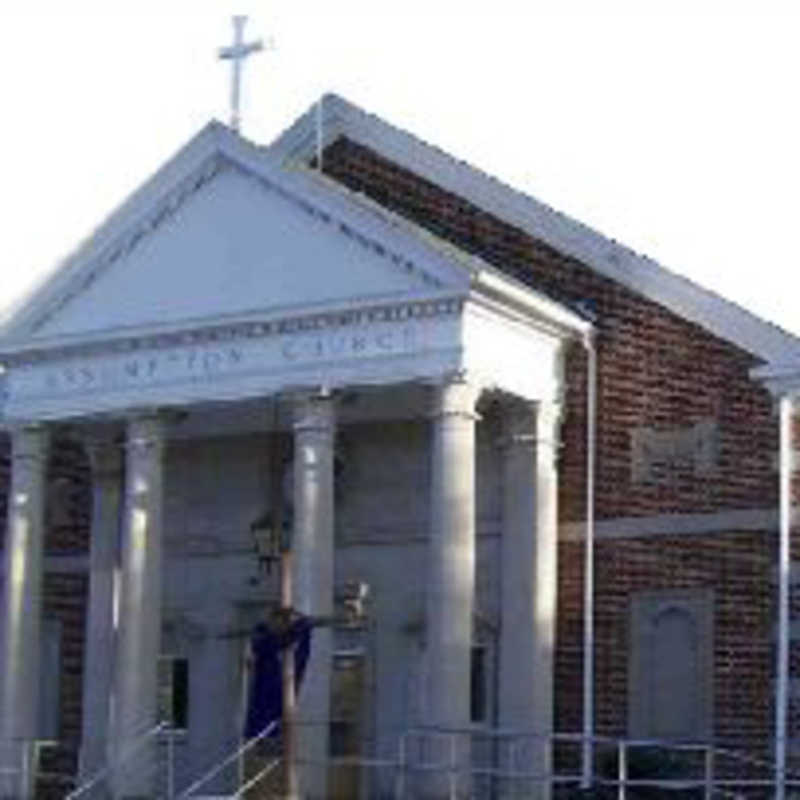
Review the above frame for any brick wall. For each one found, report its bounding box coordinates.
[321,137,778,521]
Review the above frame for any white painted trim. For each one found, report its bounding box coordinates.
[2,296,465,363]
[471,270,591,339]
[751,362,800,396]
[771,562,800,585]
[776,396,792,800]
[782,679,800,698]
[559,507,779,541]
[269,94,800,365]
[775,621,800,642]
[582,337,596,788]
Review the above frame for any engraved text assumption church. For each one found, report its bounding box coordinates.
[1,95,799,798]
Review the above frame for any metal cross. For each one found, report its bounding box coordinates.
[218,15,264,133]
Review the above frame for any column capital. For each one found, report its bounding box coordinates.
[535,399,563,437]
[534,401,563,473]
[84,428,123,479]
[124,412,166,456]
[430,374,482,421]
[496,398,562,446]
[292,390,336,433]
[9,424,50,463]
[499,400,538,450]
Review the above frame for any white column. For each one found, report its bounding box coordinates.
[110,414,165,799]
[79,431,123,782]
[292,392,335,800]
[424,376,480,797]
[498,400,561,800]
[0,425,49,798]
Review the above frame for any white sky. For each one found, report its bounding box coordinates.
[1,2,798,338]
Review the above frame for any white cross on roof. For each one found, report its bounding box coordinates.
[218,15,264,133]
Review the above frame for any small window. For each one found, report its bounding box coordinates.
[158,657,189,730]
[470,646,487,724]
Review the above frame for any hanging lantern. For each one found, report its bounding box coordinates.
[249,511,281,574]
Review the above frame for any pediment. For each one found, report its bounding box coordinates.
[2,124,468,349]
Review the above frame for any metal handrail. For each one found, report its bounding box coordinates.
[230,756,282,799]
[395,728,800,799]
[65,725,800,799]
[65,722,168,800]
[175,721,279,800]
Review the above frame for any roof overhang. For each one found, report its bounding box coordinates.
[750,361,800,398]
[269,94,800,366]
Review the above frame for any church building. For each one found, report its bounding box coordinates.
[1,93,799,798]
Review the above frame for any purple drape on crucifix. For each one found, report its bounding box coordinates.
[244,618,312,739]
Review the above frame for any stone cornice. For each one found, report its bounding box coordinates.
[11,146,452,345]
[2,296,464,369]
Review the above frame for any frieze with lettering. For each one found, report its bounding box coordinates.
[40,345,246,396]
[1,313,459,421]
[22,324,420,399]
[280,326,416,363]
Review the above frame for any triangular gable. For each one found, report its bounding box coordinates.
[0,122,471,349]
[269,94,800,365]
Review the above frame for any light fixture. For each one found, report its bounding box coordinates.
[249,511,281,575]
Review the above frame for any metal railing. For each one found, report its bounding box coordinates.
[65,722,168,800]
[21,725,800,798]
[0,739,70,798]
[386,728,800,799]
[175,721,280,800]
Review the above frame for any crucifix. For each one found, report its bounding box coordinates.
[233,429,368,799]
[218,15,264,133]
